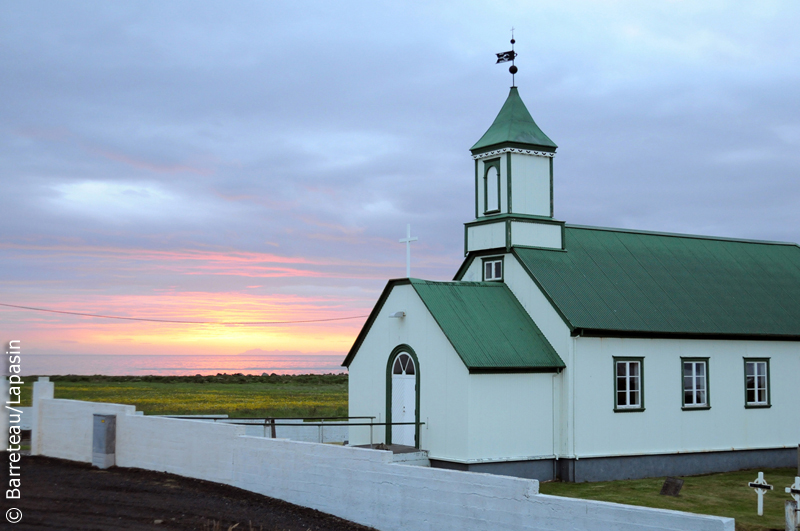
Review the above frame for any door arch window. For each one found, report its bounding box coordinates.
[393,353,415,375]
[385,346,420,447]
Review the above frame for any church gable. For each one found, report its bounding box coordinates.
[343,278,564,372]
[514,225,800,339]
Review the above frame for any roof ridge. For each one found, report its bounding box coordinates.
[409,278,504,287]
[565,224,799,247]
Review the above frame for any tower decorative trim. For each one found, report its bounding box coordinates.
[472,147,556,161]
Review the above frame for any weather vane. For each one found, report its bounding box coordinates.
[495,28,518,87]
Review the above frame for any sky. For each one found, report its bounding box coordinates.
[2,1,800,364]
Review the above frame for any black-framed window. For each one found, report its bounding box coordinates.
[482,256,503,281]
[614,357,644,412]
[682,358,709,409]
[744,358,770,408]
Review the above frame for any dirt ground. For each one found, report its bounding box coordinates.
[4,455,376,531]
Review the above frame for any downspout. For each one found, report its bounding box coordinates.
[552,372,557,480]
[572,335,577,461]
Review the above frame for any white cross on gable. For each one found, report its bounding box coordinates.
[786,476,800,506]
[748,471,774,516]
[399,224,418,278]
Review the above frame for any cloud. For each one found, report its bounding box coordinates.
[1,1,799,362]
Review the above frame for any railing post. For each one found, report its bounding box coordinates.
[370,420,374,448]
[270,418,276,438]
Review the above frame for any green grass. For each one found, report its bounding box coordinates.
[20,374,348,418]
[540,467,798,531]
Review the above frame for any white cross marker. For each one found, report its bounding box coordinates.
[399,224,418,278]
[748,471,774,516]
[786,476,800,506]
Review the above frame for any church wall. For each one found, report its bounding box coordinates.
[510,221,562,249]
[459,255,574,464]
[465,372,555,462]
[509,153,550,217]
[347,284,472,461]
[502,255,575,459]
[459,253,497,282]
[572,337,800,459]
[466,222,506,252]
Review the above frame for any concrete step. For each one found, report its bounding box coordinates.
[391,449,430,467]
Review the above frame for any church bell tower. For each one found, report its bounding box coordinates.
[465,86,564,254]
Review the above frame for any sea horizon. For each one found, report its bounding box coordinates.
[10,353,348,377]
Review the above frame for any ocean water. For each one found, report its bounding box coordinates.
[14,353,347,376]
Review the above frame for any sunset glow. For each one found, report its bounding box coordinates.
[3,2,800,373]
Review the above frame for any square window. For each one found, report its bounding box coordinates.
[682,359,709,409]
[614,358,644,411]
[483,258,503,281]
[744,359,770,407]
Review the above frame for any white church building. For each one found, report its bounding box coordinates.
[342,85,800,482]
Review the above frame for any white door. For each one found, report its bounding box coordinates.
[391,353,416,446]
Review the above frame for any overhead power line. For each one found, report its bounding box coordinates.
[0,302,368,325]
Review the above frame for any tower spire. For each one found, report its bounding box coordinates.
[495,30,519,87]
[510,28,517,87]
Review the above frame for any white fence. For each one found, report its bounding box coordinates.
[24,377,734,531]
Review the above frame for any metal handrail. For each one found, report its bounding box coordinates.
[219,421,422,426]
[167,415,375,421]
[165,415,423,446]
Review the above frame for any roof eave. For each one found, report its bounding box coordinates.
[342,278,412,367]
[470,140,557,157]
[468,365,565,374]
[572,328,800,342]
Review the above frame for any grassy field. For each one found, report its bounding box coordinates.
[20,374,348,418]
[540,467,798,531]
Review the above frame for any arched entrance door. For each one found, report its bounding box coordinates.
[390,352,416,446]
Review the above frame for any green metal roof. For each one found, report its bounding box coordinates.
[470,87,557,154]
[343,278,564,372]
[410,279,564,371]
[513,226,800,338]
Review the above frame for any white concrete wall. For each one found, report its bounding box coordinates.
[348,284,472,461]
[467,372,555,462]
[33,388,735,531]
[36,398,135,462]
[510,221,562,249]
[510,153,550,217]
[573,337,800,458]
[466,221,505,252]
[118,414,245,485]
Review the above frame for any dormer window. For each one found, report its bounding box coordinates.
[483,159,501,214]
[483,257,503,281]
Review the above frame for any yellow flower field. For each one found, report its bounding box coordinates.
[22,375,348,418]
